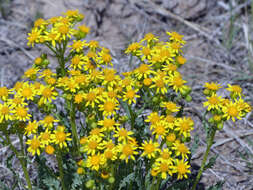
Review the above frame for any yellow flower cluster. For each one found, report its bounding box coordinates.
[203,82,251,127]
[1,10,251,189]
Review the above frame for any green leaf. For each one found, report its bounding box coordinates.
[204,155,218,170]
[207,181,225,190]
[118,172,135,190]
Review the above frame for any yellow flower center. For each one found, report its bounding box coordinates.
[173,77,183,87]
[90,128,100,136]
[178,144,188,154]
[138,64,149,73]
[104,150,113,159]
[126,89,135,99]
[160,163,169,172]
[90,155,100,165]
[55,131,66,143]
[144,144,155,154]
[105,72,115,82]
[88,140,98,150]
[106,142,115,149]
[42,88,52,98]
[30,139,40,149]
[86,92,96,101]
[22,88,33,98]
[102,54,112,63]
[118,129,128,137]
[142,47,151,56]
[209,96,219,105]
[58,25,69,34]
[180,121,190,131]
[166,133,176,142]
[177,163,187,174]
[171,42,180,50]
[104,101,115,112]
[143,78,152,86]
[16,107,27,117]
[44,116,54,124]
[104,119,115,128]
[161,152,171,159]
[71,56,80,66]
[75,94,83,103]
[227,106,238,117]
[45,145,54,155]
[41,132,50,141]
[1,106,9,115]
[177,56,186,65]
[231,85,242,93]
[73,41,83,49]
[156,79,165,88]
[144,33,154,41]
[48,32,57,40]
[0,87,8,97]
[122,144,133,156]
[155,125,165,135]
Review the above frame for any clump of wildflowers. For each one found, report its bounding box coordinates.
[0,9,251,190]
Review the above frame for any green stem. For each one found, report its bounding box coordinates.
[127,104,135,129]
[4,133,32,190]
[191,128,217,190]
[70,103,80,157]
[56,151,67,190]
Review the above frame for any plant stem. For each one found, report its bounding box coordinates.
[56,151,67,190]
[191,127,217,190]
[70,103,80,157]
[4,133,32,190]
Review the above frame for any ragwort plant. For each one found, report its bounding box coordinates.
[0,9,251,190]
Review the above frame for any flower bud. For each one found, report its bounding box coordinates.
[108,176,115,184]
[85,180,95,188]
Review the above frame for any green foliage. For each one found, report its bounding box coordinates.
[207,181,224,190]
[204,155,218,170]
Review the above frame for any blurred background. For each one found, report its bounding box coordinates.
[0,0,252,189]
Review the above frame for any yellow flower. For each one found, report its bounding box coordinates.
[114,127,134,142]
[84,137,103,155]
[134,64,154,80]
[83,88,100,108]
[173,159,191,179]
[45,145,55,155]
[86,153,106,171]
[70,54,86,69]
[0,103,13,123]
[140,140,160,159]
[157,148,173,163]
[174,117,194,138]
[44,29,60,47]
[153,160,173,179]
[226,84,242,98]
[25,120,39,136]
[74,93,84,104]
[222,101,243,122]
[101,68,120,86]
[166,133,176,143]
[27,28,41,47]
[40,115,59,129]
[151,76,169,94]
[166,31,185,44]
[203,94,223,111]
[172,142,190,159]
[87,40,100,51]
[118,143,138,163]
[17,82,36,101]
[0,86,10,101]
[98,117,119,132]
[39,86,58,105]
[161,101,180,113]
[34,18,48,29]
[99,98,119,116]
[204,82,222,91]
[125,42,141,54]
[89,128,104,138]
[168,74,187,93]
[39,128,52,146]
[51,130,71,148]
[69,40,85,52]
[13,106,31,121]
[27,136,42,156]
[145,112,162,125]
[24,68,38,79]
[122,87,140,104]
[151,120,169,139]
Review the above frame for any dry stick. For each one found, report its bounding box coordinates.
[192,131,253,159]
[0,37,35,60]
[223,124,253,155]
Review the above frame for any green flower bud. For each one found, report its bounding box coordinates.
[217,122,224,130]
[85,180,95,189]
[108,177,115,184]
[185,95,192,102]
